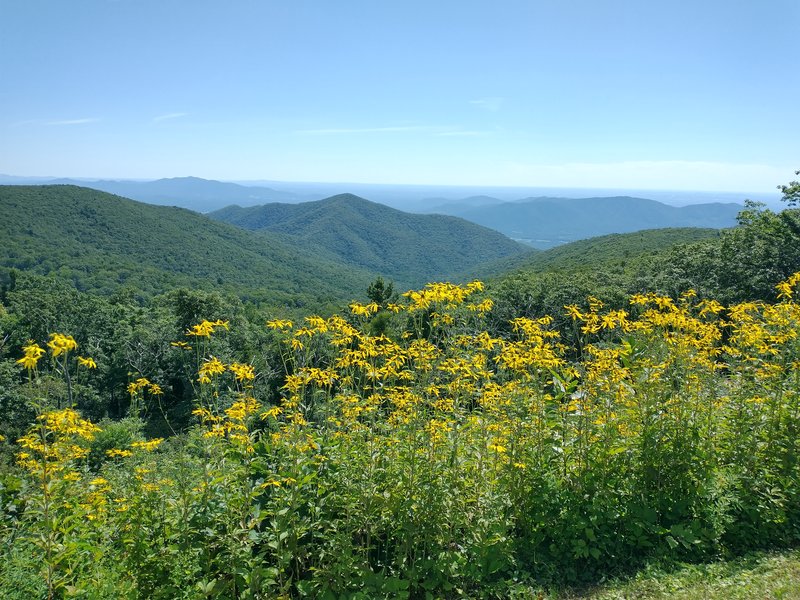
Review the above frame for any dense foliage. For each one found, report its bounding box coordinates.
[2,272,800,598]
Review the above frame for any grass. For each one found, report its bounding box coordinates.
[560,549,800,599]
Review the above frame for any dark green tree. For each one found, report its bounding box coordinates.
[778,169,800,206]
[364,277,398,337]
[366,277,396,309]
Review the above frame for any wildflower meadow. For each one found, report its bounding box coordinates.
[2,275,800,598]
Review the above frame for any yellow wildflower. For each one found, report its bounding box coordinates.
[260,405,283,420]
[40,408,100,438]
[229,362,256,381]
[77,356,97,369]
[106,448,133,458]
[349,302,379,316]
[488,442,507,454]
[305,316,328,332]
[47,333,77,357]
[186,319,229,338]
[131,438,164,452]
[198,356,226,382]
[127,377,151,395]
[266,319,293,331]
[16,341,45,370]
[776,272,800,300]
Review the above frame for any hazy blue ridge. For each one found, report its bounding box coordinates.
[428,195,742,248]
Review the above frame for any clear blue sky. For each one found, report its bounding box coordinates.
[1,0,798,192]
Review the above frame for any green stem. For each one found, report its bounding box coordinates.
[62,353,73,408]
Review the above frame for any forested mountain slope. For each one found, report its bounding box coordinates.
[513,227,721,272]
[0,185,372,306]
[210,193,533,287]
[470,227,721,280]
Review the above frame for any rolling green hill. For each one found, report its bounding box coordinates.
[209,193,533,288]
[0,185,373,307]
[469,227,721,281]
[514,227,721,272]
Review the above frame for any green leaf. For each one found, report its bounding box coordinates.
[665,535,679,550]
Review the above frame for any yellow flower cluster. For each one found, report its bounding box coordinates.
[403,280,483,312]
[9,272,800,592]
[197,358,257,386]
[77,356,97,369]
[349,302,379,316]
[106,448,133,458]
[193,395,261,449]
[16,340,45,370]
[198,356,226,383]
[16,335,97,372]
[127,377,162,396]
[131,438,164,452]
[17,408,100,475]
[266,318,293,331]
[229,362,256,382]
[776,272,800,300]
[186,319,230,338]
[47,332,78,357]
[80,476,113,520]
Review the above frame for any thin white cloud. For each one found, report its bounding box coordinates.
[8,119,40,127]
[295,126,432,135]
[8,118,100,127]
[153,112,188,123]
[469,97,504,112]
[45,118,100,126]
[295,125,488,137]
[435,130,489,137]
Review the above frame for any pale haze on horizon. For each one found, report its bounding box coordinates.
[1,0,798,194]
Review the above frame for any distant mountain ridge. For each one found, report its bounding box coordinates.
[41,176,318,212]
[428,195,742,248]
[209,193,532,288]
[0,175,743,254]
